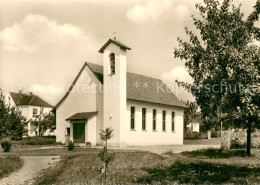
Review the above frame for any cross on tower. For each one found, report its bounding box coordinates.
[112,32,117,40]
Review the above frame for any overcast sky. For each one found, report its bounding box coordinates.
[0,0,258,105]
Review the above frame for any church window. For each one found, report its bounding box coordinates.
[130,106,135,130]
[109,53,115,75]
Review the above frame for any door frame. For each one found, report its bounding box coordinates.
[72,122,86,143]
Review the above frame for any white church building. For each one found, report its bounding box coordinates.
[54,39,186,146]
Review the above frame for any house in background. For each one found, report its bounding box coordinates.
[54,39,186,146]
[187,119,200,132]
[6,91,53,136]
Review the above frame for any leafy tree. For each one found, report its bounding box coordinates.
[32,112,56,136]
[98,128,114,185]
[0,90,27,140]
[174,0,260,155]
[182,101,200,131]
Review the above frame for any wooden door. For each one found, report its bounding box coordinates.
[73,123,85,143]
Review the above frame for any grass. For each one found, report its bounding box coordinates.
[0,156,23,179]
[136,161,260,184]
[36,155,75,185]
[181,148,247,158]
[35,151,174,185]
[34,148,260,185]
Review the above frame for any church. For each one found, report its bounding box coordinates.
[54,39,186,146]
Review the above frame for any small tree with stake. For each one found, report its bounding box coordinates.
[98,128,114,185]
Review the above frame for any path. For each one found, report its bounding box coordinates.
[0,156,60,185]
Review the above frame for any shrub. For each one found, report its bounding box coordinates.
[68,141,74,151]
[86,142,91,147]
[0,156,23,178]
[211,131,220,138]
[56,142,64,146]
[1,139,12,152]
[184,132,207,140]
[21,136,56,145]
[230,138,246,149]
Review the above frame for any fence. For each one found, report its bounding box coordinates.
[221,129,260,149]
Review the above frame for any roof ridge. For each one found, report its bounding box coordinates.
[98,39,131,53]
[10,91,29,96]
[86,61,102,67]
[10,91,53,107]
[127,71,164,82]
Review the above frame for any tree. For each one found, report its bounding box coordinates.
[182,101,200,132]
[32,112,56,136]
[0,90,27,140]
[98,128,114,185]
[174,0,260,155]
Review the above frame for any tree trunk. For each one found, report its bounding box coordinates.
[208,130,211,140]
[104,164,107,185]
[246,123,252,156]
[102,163,106,185]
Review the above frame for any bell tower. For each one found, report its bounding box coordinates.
[99,39,131,146]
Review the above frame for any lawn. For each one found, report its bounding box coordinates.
[136,160,260,184]
[0,156,23,179]
[33,148,260,185]
[35,151,176,185]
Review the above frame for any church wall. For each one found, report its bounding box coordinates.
[56,65,101,144]
[125,100,184,145]
[86,116,97,145]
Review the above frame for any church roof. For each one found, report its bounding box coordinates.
[66,111,98,122]
[98,39,131,53]
[53,62,186,110]
[10,92,53,108]
[86,62,186,108]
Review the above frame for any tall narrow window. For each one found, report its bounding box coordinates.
[142,108,146,130]
[162,110,166,131]
[172,112,175,132]
[33,108,38,116]
[109,53,115,75]
[153,109,156,131]
[130,106,135,130]
[40,107,44,114]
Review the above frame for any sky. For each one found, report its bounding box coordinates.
[0,0,258,106]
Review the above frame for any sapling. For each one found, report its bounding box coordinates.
[98,127,114,185]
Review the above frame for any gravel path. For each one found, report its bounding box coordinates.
[0,156,60,185]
